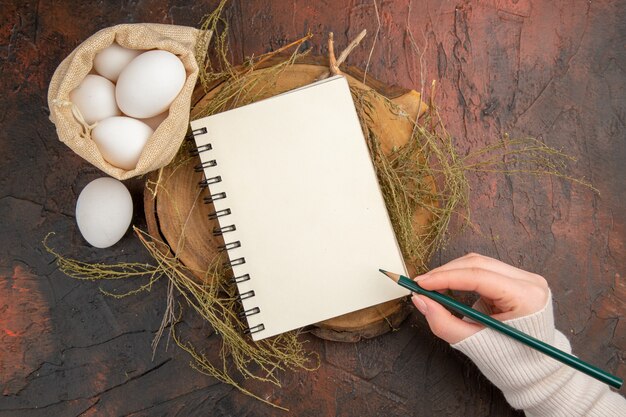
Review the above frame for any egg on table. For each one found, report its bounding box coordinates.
[115,50,186,118]
[69,74,121,125]
[75,177,133,248]
[93,43,143,82]
[91,116,153,170]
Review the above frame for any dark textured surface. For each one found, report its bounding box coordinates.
[1,1,624,415]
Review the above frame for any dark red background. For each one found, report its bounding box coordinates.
[1,1,624,415]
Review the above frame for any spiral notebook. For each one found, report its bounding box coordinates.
[190,75,408,341]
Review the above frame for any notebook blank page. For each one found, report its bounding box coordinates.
[191,76,408,340]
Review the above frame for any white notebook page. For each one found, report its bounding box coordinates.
[191,76,408,340]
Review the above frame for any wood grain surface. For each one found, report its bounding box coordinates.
[1,1,624,416]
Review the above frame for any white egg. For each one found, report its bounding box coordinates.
[93,43,143,82]
[70,75,121,125]
[92,117,153,170]
[139,111,168,131]
[76,177,133,248]
[116,50,186,118]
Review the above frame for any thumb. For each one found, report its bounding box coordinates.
[411,294,482,344]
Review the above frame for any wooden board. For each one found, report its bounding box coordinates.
[144,57,431,342]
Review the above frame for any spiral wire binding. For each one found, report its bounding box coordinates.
[208,208,231,220]
[231,273,250,283]
[189,143,212,156]
[239,290,255,300]
[225,257,246,267]
[218,241,241,251]
[190,127,264,336]
[194,159,217,171]
[212,224,236,236]
[204,192,226,204]
[199,176,221,189]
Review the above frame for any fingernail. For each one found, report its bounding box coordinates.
[412,295,428,315]
[415,273,430,281]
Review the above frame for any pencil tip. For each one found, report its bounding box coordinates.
[378,268,392,278]
[378,268,400,283]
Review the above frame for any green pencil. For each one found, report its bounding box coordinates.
[378,269,623,389]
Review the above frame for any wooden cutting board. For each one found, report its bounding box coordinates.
[144,56,433,342]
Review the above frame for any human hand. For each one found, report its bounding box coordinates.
[411,253,550,344]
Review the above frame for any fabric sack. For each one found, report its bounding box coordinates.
[48,23,210,180]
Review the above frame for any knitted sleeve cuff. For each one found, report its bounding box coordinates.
[451,291,626,416]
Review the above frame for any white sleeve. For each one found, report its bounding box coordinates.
[451,293,626,417]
